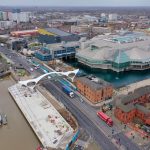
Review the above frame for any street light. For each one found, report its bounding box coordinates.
[112,129,114,134]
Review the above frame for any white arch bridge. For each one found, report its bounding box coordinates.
[19,69,79,88]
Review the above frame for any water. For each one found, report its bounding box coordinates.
[68,61,150,88]
[0,77,40,150]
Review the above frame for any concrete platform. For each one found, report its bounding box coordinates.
[8,84,74,149]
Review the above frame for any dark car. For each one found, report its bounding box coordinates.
[141,125,150,133]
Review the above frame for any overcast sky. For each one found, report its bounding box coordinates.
[1,0,150,6]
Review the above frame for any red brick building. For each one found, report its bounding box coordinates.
[75,76,113,104]
[114,86,150,125]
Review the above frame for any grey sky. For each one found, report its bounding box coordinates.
[1,0,150,6]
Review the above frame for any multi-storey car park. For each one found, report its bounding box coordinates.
[76,31,150,72]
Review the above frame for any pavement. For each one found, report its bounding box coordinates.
[115,78,150,96]
[72,128,90,150]
[141,143,150,150]
[75,89,113,108]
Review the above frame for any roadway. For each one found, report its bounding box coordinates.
[0,46,41,76]
[43,80,117,150]
[43,79,140,150]
[0,46,141,150]
[51,79,119,136]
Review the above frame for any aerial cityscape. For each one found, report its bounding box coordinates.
[0,0,150,150]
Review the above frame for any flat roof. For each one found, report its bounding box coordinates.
[116,86,150,114]
[47,41,80,51]
[77,76,111,91]
[0,34,9,39]
[11,30,38,35]
[121,86,150,104]
[77,32,150,62]
[8,84,74,149]
[45,28,72,37]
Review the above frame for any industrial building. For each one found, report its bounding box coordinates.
[75,76,113,103]
[35,41,80,61]
[114,86,150,125]
[76,32,150,72]
[38,28,80,44]
[10,29,38,37]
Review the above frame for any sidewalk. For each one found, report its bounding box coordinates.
[115,78,150,96]
[75,90,113,108]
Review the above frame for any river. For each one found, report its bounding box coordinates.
[67,61,150,88]
[0,77,40,150]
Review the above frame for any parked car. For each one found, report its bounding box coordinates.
[30,68,34,72]
[141,125,150,133]
[0,43,4,47]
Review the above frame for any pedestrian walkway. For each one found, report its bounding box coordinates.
[116,78,150,96]
[76,140,87,147]
[75,90,113,108]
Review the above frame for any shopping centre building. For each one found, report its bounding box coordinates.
[76,32,150,72]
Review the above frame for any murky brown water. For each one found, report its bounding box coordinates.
[0,77,40,150]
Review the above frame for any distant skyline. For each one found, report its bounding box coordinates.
[1,0,150,7]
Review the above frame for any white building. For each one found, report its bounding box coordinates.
[7,12,13,21]
[0,11,3,20]
[2,12,8,21]
[12,12,20,23]
[0,21,16,29]
[108,13,118,21]
[12,12,31,23]
[0,11,13,21]
[20,12,31,22]
[84,15,98,22]
[101,13,107,17]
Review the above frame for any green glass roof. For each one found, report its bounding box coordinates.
[114,50,130,64]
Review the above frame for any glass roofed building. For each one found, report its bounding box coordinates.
[76,32,150,72]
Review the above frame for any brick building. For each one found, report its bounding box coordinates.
[114,86,150,125]
[75,76,113,104]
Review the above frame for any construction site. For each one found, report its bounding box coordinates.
[8,81,78,150]
[48,59,75,72]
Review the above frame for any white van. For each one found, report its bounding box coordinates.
[0,43,4,47]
